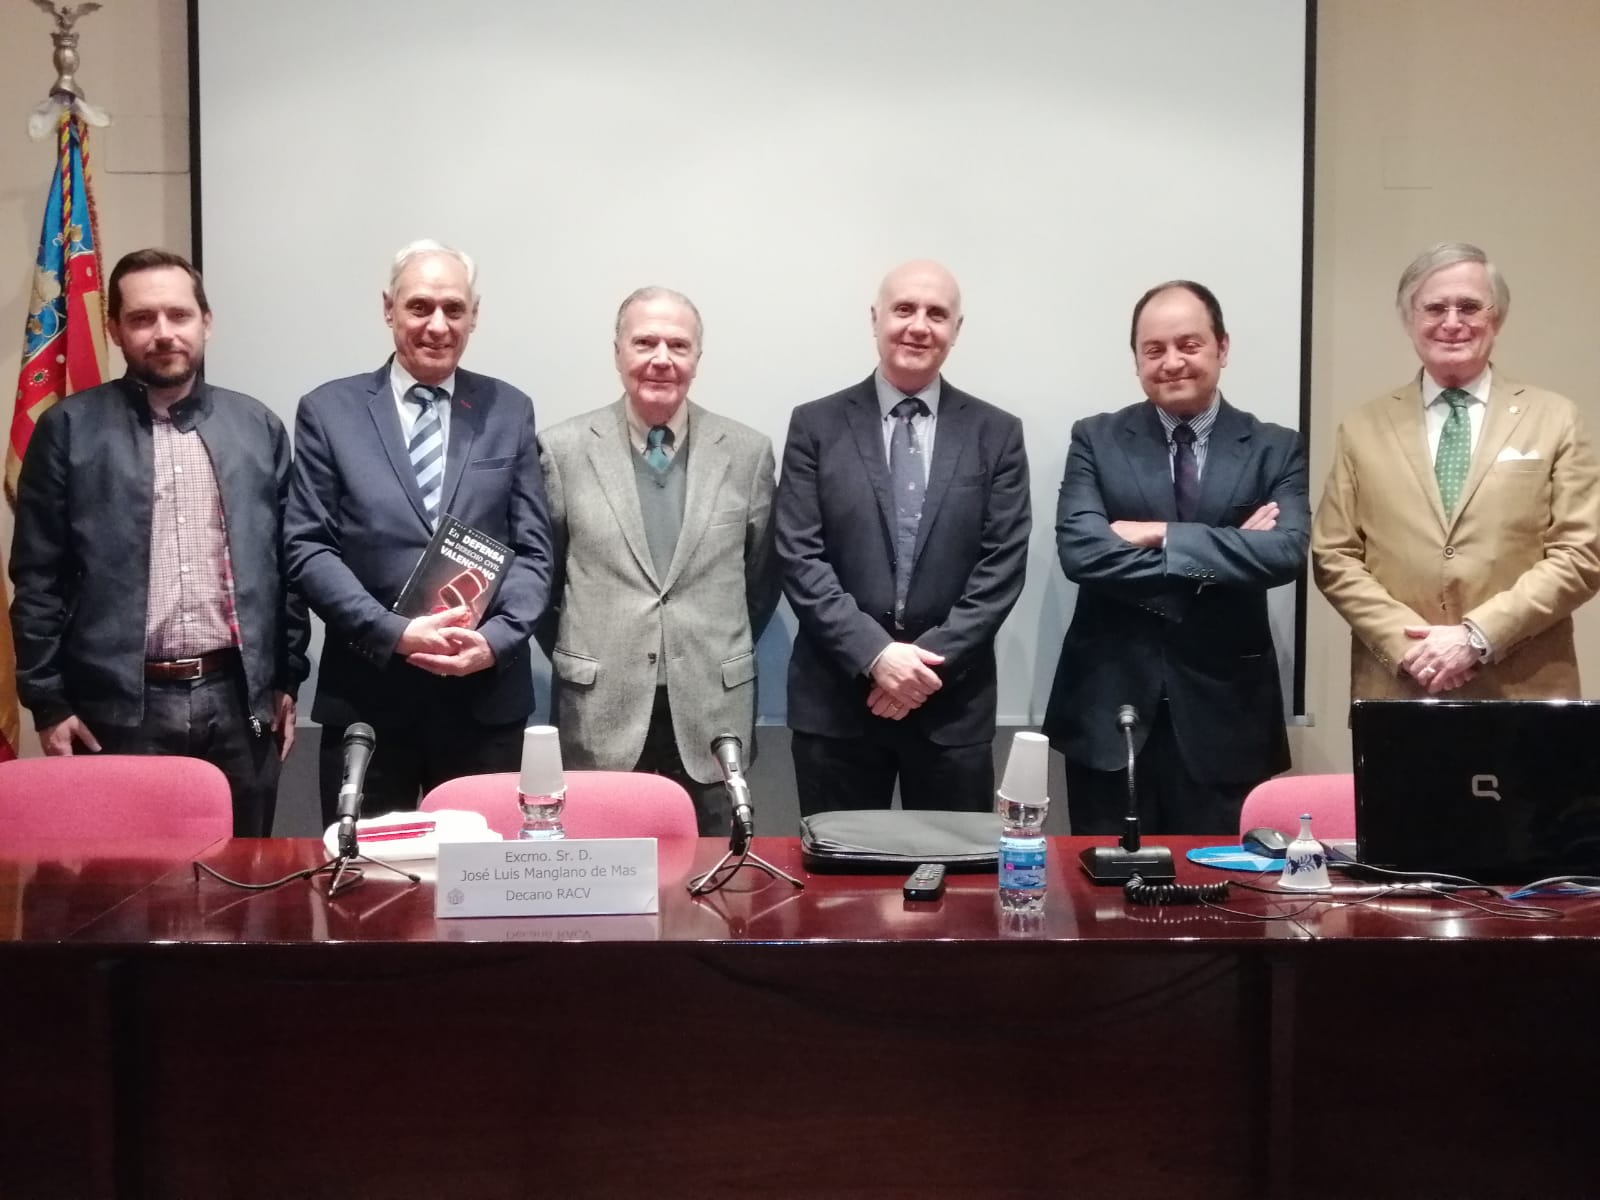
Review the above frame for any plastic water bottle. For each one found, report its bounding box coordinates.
[996,731,1051,911]
[517,786,566,840]
[998,795,1048,911]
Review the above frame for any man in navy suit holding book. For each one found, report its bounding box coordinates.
[286,240,553,823]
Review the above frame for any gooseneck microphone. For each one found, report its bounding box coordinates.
[1117,705,1141,853]
[1080,704,1177,884]
[689,732,803,896]
[336,723,377,858]
[711,733,754,854]
[196,718,419,899]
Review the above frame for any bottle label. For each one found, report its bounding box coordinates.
[999,842,1047,891]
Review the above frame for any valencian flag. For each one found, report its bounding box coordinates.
[1,110,108,761]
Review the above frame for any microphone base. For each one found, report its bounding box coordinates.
[324,849,424,896]
[688,845,805,896]
[1079,844,1177,886]
[190,850,422,896]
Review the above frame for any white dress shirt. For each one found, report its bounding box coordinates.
[390,359,457,461]
[1422,367,1490,459]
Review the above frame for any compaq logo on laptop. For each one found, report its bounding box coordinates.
[1471,774,1502,801]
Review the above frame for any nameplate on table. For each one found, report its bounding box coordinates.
[435,839,659,918]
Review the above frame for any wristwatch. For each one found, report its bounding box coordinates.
[1464,621,1491,661]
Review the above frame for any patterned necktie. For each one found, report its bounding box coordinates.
[1435,388,1473,513]
[1172,421,1200,521]
[644,424,674,472]
[890,396,928,627]
[407,383,445,526]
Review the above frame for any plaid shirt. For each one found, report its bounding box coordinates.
[145,413,240,659]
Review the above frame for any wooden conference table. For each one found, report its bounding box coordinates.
[3,834,1599,1199]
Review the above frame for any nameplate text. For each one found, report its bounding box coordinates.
[435,839,659,918]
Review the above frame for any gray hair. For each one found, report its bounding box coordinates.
[387,239,478,300]
[614,286,703,347]
[1395,242,1509,322]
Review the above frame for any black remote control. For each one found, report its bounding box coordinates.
[903,862,947,901]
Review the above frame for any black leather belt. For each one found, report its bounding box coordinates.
[145,649,236,681]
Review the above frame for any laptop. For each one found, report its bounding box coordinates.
[1352,699,1600,882]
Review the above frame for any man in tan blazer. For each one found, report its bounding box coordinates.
[1313,242,1600,700]
[537,288,779,833]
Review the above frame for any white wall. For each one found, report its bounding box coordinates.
[193,0,1308,723]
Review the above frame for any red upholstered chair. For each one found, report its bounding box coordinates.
[420,770,698,840]
[0,754,234,840]
[1237,773,1356,840]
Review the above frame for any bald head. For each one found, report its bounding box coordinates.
[876,260,962,313]
[871,260,963,393]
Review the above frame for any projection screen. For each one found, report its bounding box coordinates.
[194,0,1312,726]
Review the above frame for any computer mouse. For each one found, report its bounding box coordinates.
[1241,827,1289,858]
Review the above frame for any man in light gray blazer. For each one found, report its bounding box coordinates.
[537,287,779,833]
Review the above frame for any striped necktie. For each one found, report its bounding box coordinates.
[407,383,445,526]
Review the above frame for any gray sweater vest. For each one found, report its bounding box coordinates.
[633,443,688,681]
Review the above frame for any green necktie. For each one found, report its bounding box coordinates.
[644,424,673,472]
[1434,388,1473,513]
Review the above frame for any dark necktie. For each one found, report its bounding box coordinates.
[890,397,928,627]
[644,424,673,472]
[406,384,445,527]
[1172,421,1199,521]
[1434,388,1472,513]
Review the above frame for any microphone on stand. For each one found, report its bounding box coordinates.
[711,733,754,854]
[1116,705,1141,853]
[688,733,803,895]
[335,723,376,858]
[197,720,419,899]
[1079,704,1177,884]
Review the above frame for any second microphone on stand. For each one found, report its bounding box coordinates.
[335,722,377,858]
[711,732,754,853]
[1078,703,1176,884]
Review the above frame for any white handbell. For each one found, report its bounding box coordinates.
[1279,812,1331,891]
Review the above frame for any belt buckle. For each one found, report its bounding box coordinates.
[167,656,204,680]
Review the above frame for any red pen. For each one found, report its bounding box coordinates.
[357,820,437,842]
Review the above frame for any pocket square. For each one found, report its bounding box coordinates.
[1495,447,1541,463]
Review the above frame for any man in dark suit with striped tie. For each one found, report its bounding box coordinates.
[285,240,553,824]
[1043,281,1308,834]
